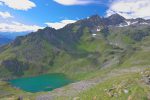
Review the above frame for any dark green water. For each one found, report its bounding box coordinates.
[9,73,72,93]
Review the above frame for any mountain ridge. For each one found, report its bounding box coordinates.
[0,13,150,80]
[0,13,150,99]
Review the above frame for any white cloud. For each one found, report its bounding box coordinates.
[45,20,76,29]
[0,2,2,5]
[106,0,150,19]
[0,12,13,19]
[0,0,36,10]
[53,0,98,5]
[0,21,44,32]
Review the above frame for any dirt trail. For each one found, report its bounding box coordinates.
[36,66,150,100]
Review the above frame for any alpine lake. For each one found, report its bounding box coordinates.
[9,73,72,93]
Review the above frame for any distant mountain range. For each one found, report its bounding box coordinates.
[0,32,28,39]
[0,14,150,79]
[0,32,28,46]
[0,35,13,46]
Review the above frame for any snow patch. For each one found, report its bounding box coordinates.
[117,20,148,27]
[140,22,149,25]
[92,34,97,37]
[118,24,128,27]
[96,26,101,32]
[126,21,131,25]
[97,28,101,32]
[132,21,138,24]
[125,21,138,25]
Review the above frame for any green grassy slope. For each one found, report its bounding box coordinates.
[0,15,150,99]
[0,24,150,79]
[78,70,150,100]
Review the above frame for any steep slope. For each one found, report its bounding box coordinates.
[0,14,150,100]
[0,14,150,80]
[0,15,106,79]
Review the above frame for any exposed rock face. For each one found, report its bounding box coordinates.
[2,59,29,77]
[141,70,150,85]
[107,13,126,25]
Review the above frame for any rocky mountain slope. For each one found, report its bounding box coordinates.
[0,14,150,80]
[0,14,150,100]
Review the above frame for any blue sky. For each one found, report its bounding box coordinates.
[15,0,108,25]
[0,0,108,24]
[0,0,150,32]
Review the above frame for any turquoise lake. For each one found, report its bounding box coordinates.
[9,73,72,93]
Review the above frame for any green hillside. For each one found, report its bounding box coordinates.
[0,14,150,99]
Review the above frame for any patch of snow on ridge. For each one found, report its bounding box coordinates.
[118,24,124,27]
[96,26,101,32]
[97,28,101,32]
[117,21,132,27]
[125,21,138,25]
[140,22,149,25]
[118,23,128,27]
[132,21,138,24]
[92,34,97,37]
[117,20,149,27]
[126,21,131,25]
